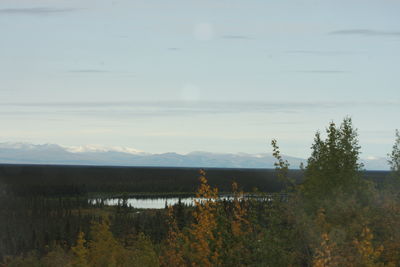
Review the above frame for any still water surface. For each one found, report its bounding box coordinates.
[106,197,195,209]
[91,197,228,209]
[90,195,274,209]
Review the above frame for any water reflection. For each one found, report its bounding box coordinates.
[104,197,193,209]
[90,194,277,209]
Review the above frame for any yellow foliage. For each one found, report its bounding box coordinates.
[160,206,186,267]
[87,217,120,267]
[230,182,250,237]
[187,169,222,267]
[312,208,340,267]
[41,245,73,267]
[71,231,89,267]
[161,169,222,267]
[313,232,339,267]
[353,226,386,267]
[122,232,159,267]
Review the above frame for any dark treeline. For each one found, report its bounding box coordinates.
[0,194,172,260]
[0,196,94,258]
[0,164,389,197]
[0,165,291,196]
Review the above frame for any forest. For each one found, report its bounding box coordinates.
[1,117,400,266]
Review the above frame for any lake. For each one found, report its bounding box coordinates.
[90,194,276,209]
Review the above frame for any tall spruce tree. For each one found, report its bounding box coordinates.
[388,129,400,176]
[302,117,363,200]
[386,129,400,192]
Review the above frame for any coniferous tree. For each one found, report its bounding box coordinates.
[87,218,120,267]
[271,139,293,190]
[302,117,363,200]
[388,129,400,177]
[124,232,159,267]
[160,206,186,267]
[186,169,222,267]
[71,232,88,267]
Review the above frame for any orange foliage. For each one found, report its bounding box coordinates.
[159,206,186,267]
[160,169,222,267]
[187,169,222,267]
[230,182,250,237]
[71,231,89,267]
[313,232,339,267]
[353,226,390,267]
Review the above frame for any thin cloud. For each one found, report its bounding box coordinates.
[221,35,253,40]
[285,50,354,55]
[286,70,351,74]
[329,29,400,37]
[167,47,181,51]
[0,100,398,116]
[68,69,111,73]
[0,7,81,15]
[0,101,398,122]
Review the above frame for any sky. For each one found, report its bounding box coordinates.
[0,0,399,160]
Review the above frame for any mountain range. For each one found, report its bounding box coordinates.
[0,142,390,170]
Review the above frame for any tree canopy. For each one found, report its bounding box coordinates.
[388,129,400,175]
[302,117,364,200]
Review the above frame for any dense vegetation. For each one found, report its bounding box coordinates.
[0,165,296,197]
[1,118,399,266]
[0,165,386,197]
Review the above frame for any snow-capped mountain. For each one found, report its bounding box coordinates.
[62,144,145,155]
[0,142,390,170]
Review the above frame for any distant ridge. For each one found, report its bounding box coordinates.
[0,142,389,170]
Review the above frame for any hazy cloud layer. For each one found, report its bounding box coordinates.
[1,100,397,108]
[286,70,350,74]
[285,50,355,55]
[221,35,253,40]
[68,69,111,73]
[0,7,81,15]
[0,101,398,118]
[330,29,400,37]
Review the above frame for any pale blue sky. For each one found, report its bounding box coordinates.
[0,0,399,159]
